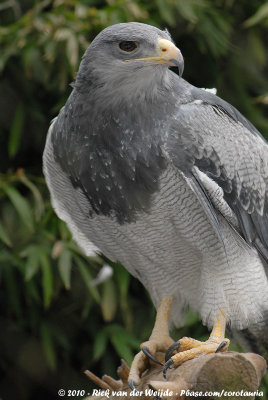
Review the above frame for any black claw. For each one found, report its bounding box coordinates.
[128,379,136,391]
[142,346,163,366]
[215,340,228,353]
[162,358,174,380]
[165,340,181,362]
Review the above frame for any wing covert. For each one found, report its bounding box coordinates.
[165,101,268,260]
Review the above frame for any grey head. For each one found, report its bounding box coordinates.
[74,22,184,106]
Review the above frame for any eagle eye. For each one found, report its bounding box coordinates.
[119,41,138,52]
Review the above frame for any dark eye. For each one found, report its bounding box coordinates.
[119,41,138,52]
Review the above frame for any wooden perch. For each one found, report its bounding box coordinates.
[84,351,266,400]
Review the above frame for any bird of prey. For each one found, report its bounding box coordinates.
[43,22,268,386]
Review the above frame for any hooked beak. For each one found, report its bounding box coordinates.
[125,38,184,77]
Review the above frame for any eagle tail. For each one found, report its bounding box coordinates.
[231,314,268,361]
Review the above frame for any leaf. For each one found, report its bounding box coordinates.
[54,28,79,69]
[39,250,53,308]
[66,32,79,69]
[2,264,22,317]
[107,324,139,347]
[58,220,71,241]
[175,0,200,23]
[19,174,45,221]
[44,40,57,63]
[40,322,57,370]
[92,329,108,361]
[110,334,133,365]
[2,184,34,232]
[23,46,47,83]
[107,325,139,365]
[25,279,41,303]
[0,220,12,247]
[24,245,40,281]
[81,297,91,319]
[254,93,268,105]
[156,0,176,26]
[248,31,266,66]
[101,279,117,322]
[0,250,24,271]
[244,3,268,27]
[58,247,72,289]
[8,103,25,158]
[114,263,130,299]
[75,256,100,304]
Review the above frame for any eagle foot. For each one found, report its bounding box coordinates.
[128,296,174,388]
[128,335,174,388]
[163,336,230,379]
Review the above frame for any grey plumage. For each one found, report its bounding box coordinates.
[43,22,268,358]
[166,101,268,258]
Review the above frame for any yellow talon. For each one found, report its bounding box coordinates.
[167,310,230,369]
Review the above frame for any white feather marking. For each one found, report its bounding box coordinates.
[200,87,217,95]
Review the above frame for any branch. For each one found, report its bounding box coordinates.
[84,352,266,399]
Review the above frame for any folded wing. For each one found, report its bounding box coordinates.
[165,99,268,261]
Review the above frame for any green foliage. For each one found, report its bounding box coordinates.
[0,1,268,399]
[0,170,152,398]
[8,102,25,158]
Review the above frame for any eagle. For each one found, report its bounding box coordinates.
[43,22,268,386]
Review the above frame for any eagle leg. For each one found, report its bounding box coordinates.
[163,310,230,379]
[128,296,174,387]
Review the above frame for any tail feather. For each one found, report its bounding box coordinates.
[231,313,268,360]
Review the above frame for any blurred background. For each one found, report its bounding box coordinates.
[0,1,268,399]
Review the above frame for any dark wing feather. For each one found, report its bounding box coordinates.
[165,100,268,261]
